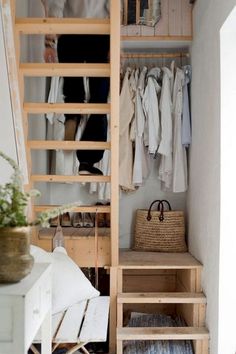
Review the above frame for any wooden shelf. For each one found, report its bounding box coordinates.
[117,327,209,341]
[15,18,110,34]
[24,103,110,115]
[119,250,202,269]
[117,292,206,304]
[38,227,110,239]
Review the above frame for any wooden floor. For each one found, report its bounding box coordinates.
[119,250,202,269]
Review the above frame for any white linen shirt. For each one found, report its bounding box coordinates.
[143,67,161,155]
[45,0,110,18]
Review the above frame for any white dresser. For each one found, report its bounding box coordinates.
[0,263,52,354]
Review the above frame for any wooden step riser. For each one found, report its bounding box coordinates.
[34,205,110,213]
[31,175,110,183]
[24,103,110,115]
[117,292,206,304]
[15,18,110,35]
[117,327,209,341]
[20,63,110,77]
[28,141,110,150]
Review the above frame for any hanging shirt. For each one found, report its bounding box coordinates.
[45,0,110,18]
[143,67,161,155]
[158,67,173,189]
[182,65,192,147]
[119,67,135,192]
[172,68,188,192]
[132,67,150,186]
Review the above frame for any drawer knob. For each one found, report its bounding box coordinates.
[33,309,40,315]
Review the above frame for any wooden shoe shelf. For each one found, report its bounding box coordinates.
[117,250,209,354]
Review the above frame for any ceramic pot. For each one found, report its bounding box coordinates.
[0,226,34,283]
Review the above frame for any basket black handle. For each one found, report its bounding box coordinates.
[147,199,172,222]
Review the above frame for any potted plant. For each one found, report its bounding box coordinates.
[0,150,79,283]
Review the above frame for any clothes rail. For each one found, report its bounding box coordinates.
[121,52,189,59]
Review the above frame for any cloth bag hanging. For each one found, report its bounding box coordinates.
[134,200,187,252]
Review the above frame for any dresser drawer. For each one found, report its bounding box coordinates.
[25,265,51,349]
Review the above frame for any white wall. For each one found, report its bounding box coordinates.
[0,6,18,183]
[189,1,236,353]
[219,8,236,354]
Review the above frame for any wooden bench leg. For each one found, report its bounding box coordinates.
[66,342,88,354]
[117,340,123,354]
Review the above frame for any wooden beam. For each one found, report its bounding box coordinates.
[20,63,110,77]
[28,140,111,150]
[24,103,110,115]
[15,18,110,35]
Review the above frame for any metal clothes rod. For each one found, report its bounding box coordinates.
[121,52,190,59]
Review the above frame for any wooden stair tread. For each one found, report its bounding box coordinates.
[31,175,110,183]
[28,140,111,150]
[24,103,110,114]
[20,63,110,77]
[117,292,206,304]
[117,327,209,340]
[34,205,111,213]
[15,18,110,34]
[119,250,202,269]
[38,227,110,240]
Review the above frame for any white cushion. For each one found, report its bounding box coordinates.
[30,245,100,314]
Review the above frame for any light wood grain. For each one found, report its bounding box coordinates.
[15,18,110,34]
[117,292,206,304]
[28,140,111,150]
[24,103,110,115]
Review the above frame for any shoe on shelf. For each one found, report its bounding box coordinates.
[64,118,77,141]
[105,202,110,228]
[83,213,94,228]
[94,202,106,227]
[50,215,60,227]
[79,162,103,176]
[61,212,72,227]
[72,212,83,228]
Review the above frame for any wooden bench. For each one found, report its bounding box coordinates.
[31,296,110,354]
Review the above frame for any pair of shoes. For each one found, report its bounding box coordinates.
[61,212,72,227]
[95,202,110,228]
[79,162,103,176]
[49,215,60,227]
[64,118,77,141]
[72,213,94,228]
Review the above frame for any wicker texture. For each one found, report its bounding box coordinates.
[134,200,187,253]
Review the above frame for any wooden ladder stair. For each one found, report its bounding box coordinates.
[2,0,120,352]
[117,250,210,354]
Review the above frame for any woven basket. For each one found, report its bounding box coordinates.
[134,200,187,253]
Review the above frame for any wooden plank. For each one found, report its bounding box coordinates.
[109,267,118,353]
[169,0,182,36]
[121,35,192,41]
[117,327,210,341]
[123,274,176,292]
[20,63,110,77]
[24,103,110,115]
[119,250,203,269]
[28,140,111,150]
[38,228,110,240]
[110,0,120,267]
[126,25,141,36]
[155,0,169,36]
[181,0,192,36]
[31,175,111,183]
[55,301,87,343]
[34,205,111,213]
[79,297,110,342]
[15,18,110,34]
[117,292,206,304]
[34,237,111,268]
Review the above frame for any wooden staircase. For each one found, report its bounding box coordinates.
[1,0,120,352]
[117,250,210,354]
[1,1,210,353]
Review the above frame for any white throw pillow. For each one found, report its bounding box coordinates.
[30,245,100,314]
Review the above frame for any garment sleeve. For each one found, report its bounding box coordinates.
[46,0,66,17]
